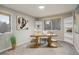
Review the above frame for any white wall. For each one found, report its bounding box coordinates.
[0,6,35,52]
[74,6,79,53]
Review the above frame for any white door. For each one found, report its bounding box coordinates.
[64,16,73,44]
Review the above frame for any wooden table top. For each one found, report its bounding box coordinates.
[30,34,57,37]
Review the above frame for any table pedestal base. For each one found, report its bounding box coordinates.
[30,44,39,48]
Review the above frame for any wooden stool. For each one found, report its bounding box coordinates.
[51,43,57,48]
[51,39,57,42]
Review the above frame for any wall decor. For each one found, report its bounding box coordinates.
[16,16,28,30]
[35,20,42,31]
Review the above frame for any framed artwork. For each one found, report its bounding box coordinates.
[16,16,28,30]
[34,21,42,30]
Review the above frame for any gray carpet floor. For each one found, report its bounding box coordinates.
[0,41,78,55]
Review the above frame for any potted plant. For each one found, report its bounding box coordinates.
[10,34,16,49]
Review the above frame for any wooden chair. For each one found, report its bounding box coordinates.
[30,32,41,48]
[51,38,57,42]
[31,37,37,43]
[30,37,38,48]
[46,31,57,42]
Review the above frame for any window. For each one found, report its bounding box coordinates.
[52,18,61,30]
[0,13,11,34]
[44,20,51,30]
[44,18,61,30]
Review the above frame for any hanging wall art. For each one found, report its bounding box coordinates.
[16,16,28,30]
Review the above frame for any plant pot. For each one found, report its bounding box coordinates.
[12,44,16,49]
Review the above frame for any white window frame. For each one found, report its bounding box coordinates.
[0,12,12,35]
[43,17,62,31]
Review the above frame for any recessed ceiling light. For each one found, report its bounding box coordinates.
[38,6,45,9]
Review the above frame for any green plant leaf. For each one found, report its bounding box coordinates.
[10,34,16,44]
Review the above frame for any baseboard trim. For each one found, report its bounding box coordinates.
[16,41,28,47]
[0,47,11,53]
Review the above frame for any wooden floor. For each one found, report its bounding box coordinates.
[0,41,78,55]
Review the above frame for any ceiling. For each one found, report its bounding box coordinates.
[2,4,78,18]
